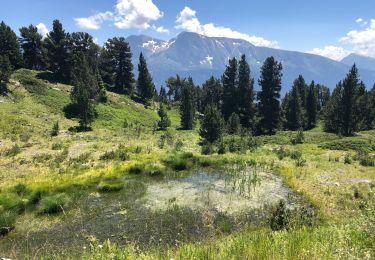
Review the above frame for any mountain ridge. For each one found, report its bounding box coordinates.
[126,32,375,93]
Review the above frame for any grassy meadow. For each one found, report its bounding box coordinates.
[0,69,374,259]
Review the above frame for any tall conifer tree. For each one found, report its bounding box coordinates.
[137,52,156,103]
[257,56,283,134]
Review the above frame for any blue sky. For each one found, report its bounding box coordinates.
[1,0,375,60]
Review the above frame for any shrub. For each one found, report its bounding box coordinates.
[290,151,302,160]
[199,158,212,167]
[51,143,63,150]
[13,183,28,196]
[51,121,59,137]
[128,164,144,175]
[29,190,43,205]
[174,140,184,151]
[0,195,26,214]
[97,180,124,193]
[100,148,129,161]
[201,144,213,155]
[144,163,165,177]
[295,157,307,167]
[0,210,16,236]
[218,141,226,154]
[354,151,375,167]
[170,159,189,171]
[3,144,21,157]
[320,139,373,152]
[274,146,288,160]
[344,154,352,164]
[270,200,290,231]
[39,193,70,214]
[291,130,304,145]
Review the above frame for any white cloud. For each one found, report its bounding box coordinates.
[114,0,163,29]
[75,12,113,30]
[340,19,375,58]
[74,0,163,30]
[307,46,351,61]
[152,25,169,34]
[175,6,279,48]
[36,23,49,38]
[308,18,375,60]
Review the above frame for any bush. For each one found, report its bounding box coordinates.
[97,180,124,193]
[320,139,373,152]
[274,146,288,160]
[355,152,375,167]
[39,193,70,214]
[174,140,184,151]
[3,144,21,157]
[51,143,63,150]
[144,163,165,177]
[201,144,214,155]
[100,147,129,161]
[218,141,226,154]
[291,130,304,145]
[13,183,28,196]
[290,151,302,160]
[270,200,290,231]
[51,121,59,137]
[0,210,16,236]
[128,164,144,175]
[29,190,43,205]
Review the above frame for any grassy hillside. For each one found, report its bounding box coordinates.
[0,69,374,259]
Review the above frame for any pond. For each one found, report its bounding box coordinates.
[0,167,302,258]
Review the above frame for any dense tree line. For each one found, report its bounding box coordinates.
[281,76,330,131]
[324,65,375,136]
[0,20,374,136]
[0,20,157,129]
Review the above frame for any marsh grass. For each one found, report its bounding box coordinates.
[38,193,71,215]
[97,180,124,192]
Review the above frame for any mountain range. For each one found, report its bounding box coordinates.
[127,32,375,93]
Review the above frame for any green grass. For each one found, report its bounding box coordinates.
[38,193,71,215]
[0,69,374,259]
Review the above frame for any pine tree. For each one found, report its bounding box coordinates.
[96,72,107,103]
[227,113,241,134]
[237,54,255,129]
[0,55,12,94]
[324,82,343,134]
[159,86,168,103]
[180,79,196,130]
[98,47,115,87]
[341,64,360,136]
[306,81,318,129]
[294,75,307,108]
[222,58,238,120]
[0,21,22,68]
[257,56,283,134]
[104,37,134,94]
[137,52,156,103]
[200,104,224,143]
[201,76,223,111]
[70,32,100,72]
[157,103,171,130]
[70,53,97,130]
[44,20,71,82]
[19,25,44,70]
[285,85,304,130]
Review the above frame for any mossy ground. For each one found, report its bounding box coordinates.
[0,69,374,259]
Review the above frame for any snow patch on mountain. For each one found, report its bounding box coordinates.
[200,56,214,67]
